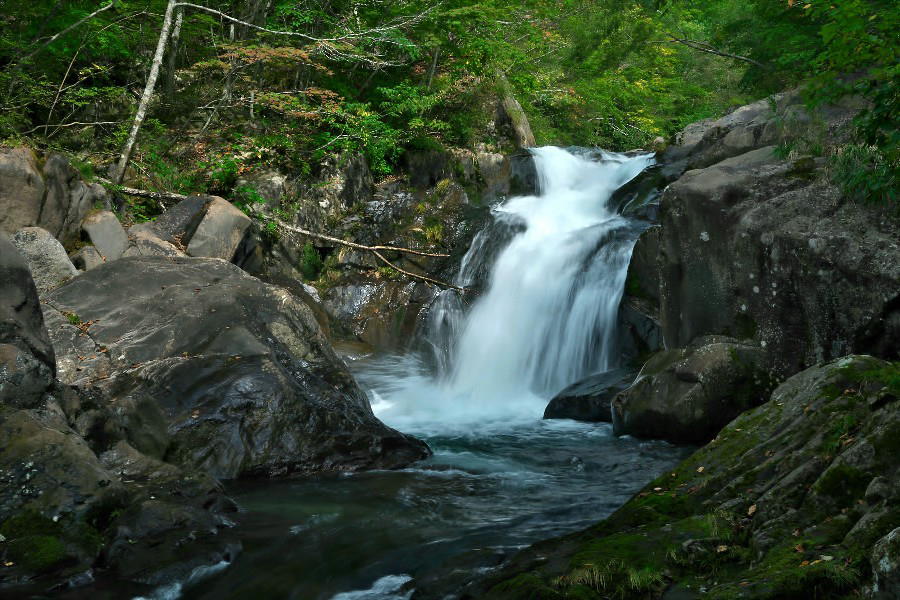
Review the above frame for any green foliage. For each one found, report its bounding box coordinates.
[299,242,323,281]
[233,185,267,215]
[830,144,897,206]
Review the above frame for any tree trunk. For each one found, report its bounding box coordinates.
[113,0,177,184]
[164,8,184,103]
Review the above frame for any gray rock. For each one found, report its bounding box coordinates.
[40,153,105,244]
[0,147,45,236]
[11,227,78,295]
[657,146,900,375]
[127,224,184,257]
[149,195,210,247]
[71,245,105,270]
[0,234,56,408]
[186,197,251,261]
[235,170,289,204]
[543,368,633,422]
[45,256,430,478]
[611,336,771,444]
[82,210,129,261]
[0,148,105,245]
[477,152,512,200]
[871,527,900,599]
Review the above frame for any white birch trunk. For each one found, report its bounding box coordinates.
[113,0,177,184]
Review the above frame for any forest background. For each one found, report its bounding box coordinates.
[0,0,896,208]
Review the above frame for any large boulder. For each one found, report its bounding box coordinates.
[42,256,429,479]
[0,236,237,593]
[185,197,252,260]
[657,146,900,376]
[82,210,129,261]
[0,234,55,408]
[11,227,77,296]
[474,356,900,599]
[40,153,106,244]
[611,336,771,444]
[0,148,45,236]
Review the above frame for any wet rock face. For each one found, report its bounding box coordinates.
[543,367,633,423]
[43,256,429,479]
[610,336,771,444]
[657,150,899,375]
[621,93,900,378]
[0,234,55,407]
[0,241,239,592]
[470,356,900,599]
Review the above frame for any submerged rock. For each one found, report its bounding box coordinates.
[465,355,900,599]
[42,256,429,479]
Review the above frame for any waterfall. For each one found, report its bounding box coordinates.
[366,147,655,430]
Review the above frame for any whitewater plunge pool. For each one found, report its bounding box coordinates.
[182,147,691,599]
[174,355,690,600]
[114,146,690,599]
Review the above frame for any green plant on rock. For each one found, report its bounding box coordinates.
[299,242,324,281]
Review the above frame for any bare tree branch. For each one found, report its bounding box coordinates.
[650,34,768,69]
[272,219,450,259]
[173,2,431,43]
[16,1,119,66]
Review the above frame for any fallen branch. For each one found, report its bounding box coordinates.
[103,182,463,292]
[97,177,188,205]
[271,219,450,259]
[272,219,463,292]
[22,121,121,135]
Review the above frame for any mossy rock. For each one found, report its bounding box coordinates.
[472,356,900,599]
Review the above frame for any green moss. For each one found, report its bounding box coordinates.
[624,271,649,301]
[7,535,68,572]
[487,573,561,599]
[732,313,758,340]
[1,510,60,539]
[814,464,870,508]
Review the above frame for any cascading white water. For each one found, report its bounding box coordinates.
[369,147,654,430]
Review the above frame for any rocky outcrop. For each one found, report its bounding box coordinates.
[466,355,900,600]
[185,197,252,260]
[658,147,899,375]
[543,368,633,422]
[0,147,106,245]
[0,237,238,594]
[619,93,899,384]
[610,336,771,444]
[42,256,429,479]
[11,227,77,295]
[0,234,56,407]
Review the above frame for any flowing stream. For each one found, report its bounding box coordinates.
[179,147,689,600]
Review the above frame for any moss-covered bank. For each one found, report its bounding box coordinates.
[465,356,900,599]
